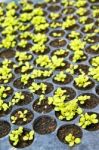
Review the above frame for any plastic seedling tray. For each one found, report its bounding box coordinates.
[0,0,99,150]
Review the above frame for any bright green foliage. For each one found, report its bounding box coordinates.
[50,13,60,20]
[38,94,46,105]
[62,16,76,29]
[29,82,47,94]
[91,56,99,67]
[77,95,90,104]
[15,52,32,62]
[0,35,16,49]
[66,64,78,75]
[93,9,99,17]
[84,23,94,32]
[21,62,33,73]
[69,38,86,51]
[76,8,87,16]
[9,126,23,146]
[31,69,52,79]
[9,92,24,106]
[50,22,62,28]
[48,88,68,106]
[23,130,34,141]
[36,55,65,70]
[68,31,80,38]
[31,16,49,31]
[21,74,30,85]
[79,113,98,128]
[19,12,33,22]
[89,67,99,81]
[32,33,47,43]
[0,86,11,99]
[54,49,67,56]
[0,65,13,83]
[73,50,86,62]
[55,99,82,120]
[79,16,88,24]
[0,99,9,111]
[75,0,87,7]
[74,72,91,88]
[54,71,67,82]
[91,44,99,51]
[65,133,81,147]
[30,42,46,53]
[18,39,28,48]
[11,110,28,123]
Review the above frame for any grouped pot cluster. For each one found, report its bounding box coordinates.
[0,0,99,148]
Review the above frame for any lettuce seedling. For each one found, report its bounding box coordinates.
[9,92,24,106]
[0,86,11,99]
[65,133,81,147]
[77,95,90,104]
[54,71,67,82]
[74,72,91,88]
[79,113,98,128]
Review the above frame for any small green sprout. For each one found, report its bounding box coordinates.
[55,99,82,120]
[36,55,65,70]
[54,71,67,82]
[84,23,94,32]
[93,9,99,17]
[68,31,80,39]
[11,110,28,123]
[0,86,11,99]
[32,33,47,43]
[74,72,91,88]
[29,82,47,94]
[15,52,32,62]
[0,65,13,83]
[21,62,33,73]
[30,42,46,53]
[76,7,87,16]
[18,39,28,48]
[50,13,60,20]
[0,99,9,111]
[62,16,76,29]
[21,74,30,85]
[66,64,78,75]
[77,95,90,104]
[69,38,86,51]
[91,44,99,51]
[91,56,99,67]
[79,113,98,128]
[75,0,87,7]
[48,88,68,107]
[73,50,86,62]
[23,130,34,141]
[79,16,88,24]
[54,49,67,56]
[65,133,81,147]
[30,69,52,79]
[38,94,46,105]
[0,35,16,49]
[9,92,24,106]
[88,67,99,81]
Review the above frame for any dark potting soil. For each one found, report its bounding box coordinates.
[33,115,57,134]
[33,98,53,113]
[0,120,11,138]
